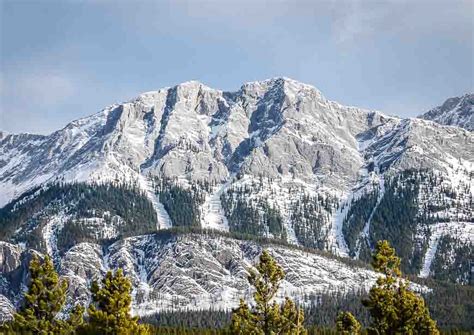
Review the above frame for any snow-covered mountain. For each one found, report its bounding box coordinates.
[0,78,390,207]
[0,78,473,318]
[419,93,473,131]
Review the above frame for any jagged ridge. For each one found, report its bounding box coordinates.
[0,78,472,317]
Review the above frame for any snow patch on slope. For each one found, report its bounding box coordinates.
[200,182,230,231]
[355,175,385,258]
[329,194,351,257]
[137,174,172,230]
[42,213,69,262]
[419,222,473,278]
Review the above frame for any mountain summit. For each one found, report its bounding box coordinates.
[419,93,473,131]
[0,79,472,318]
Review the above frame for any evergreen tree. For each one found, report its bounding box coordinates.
[230,250,306,335]
[363,240,439,334]
[4,254,83,334]
[85,269,150,335]
[68,304,86,332]
[279,297,306,335]
[231,299,261,334]
[336,311,361,334]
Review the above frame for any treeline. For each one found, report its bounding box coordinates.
[342,189,379,258]
[342,170,427,274]
[2,175,471,285]
[421,278,474,329]
[0,182,157,254]
[366,170,427,274]
[291,193,338,250]
[154,177,207,227]
[142,291,369,330]
[148,170,472,286]
[220,185,285,239]
[430,235,473,285]
[143,276,474,332]
[342,169,474,283]
[220,178,339,249]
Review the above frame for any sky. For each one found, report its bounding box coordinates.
[1,0,473,134]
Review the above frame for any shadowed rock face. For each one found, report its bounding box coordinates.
[420,93,473,131]
[0,242,21,273]
[0,242,39,321]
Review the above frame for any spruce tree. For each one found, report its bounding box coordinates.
[279,297,306,335]
[363,240,439,334]
[230,250,306,335]
[85,269,150,335]
[336,311,361,334]
[4,254,83,334]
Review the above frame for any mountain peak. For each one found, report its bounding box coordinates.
[137,80,214,99]
[175,80,209,89]
[242,77,319,90]
[239,77,325,102]
[419,93,473,131]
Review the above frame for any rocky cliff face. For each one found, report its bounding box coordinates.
[0,233,384,319]
[0,78,396,206]
[0,78,472,319]
[419,93,473,131]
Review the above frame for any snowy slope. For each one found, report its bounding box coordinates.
[0,233,389,319]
